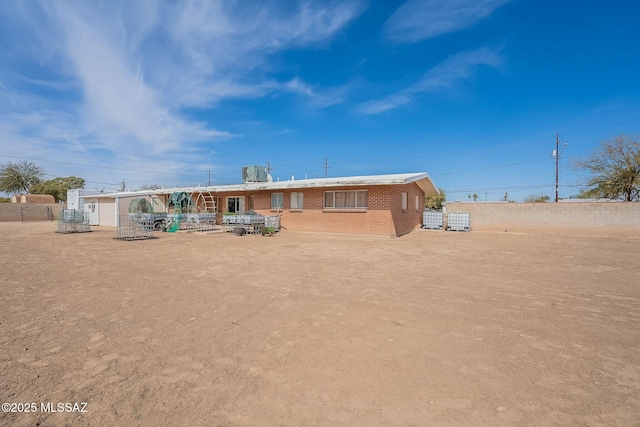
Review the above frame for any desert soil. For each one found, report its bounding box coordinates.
[1,222,639,426]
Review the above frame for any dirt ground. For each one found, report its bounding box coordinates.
[1,222,639,427]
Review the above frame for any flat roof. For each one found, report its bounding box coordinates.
[92,172,438,199]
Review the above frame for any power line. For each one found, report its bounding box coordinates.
[0,136,216,168]
[445,182,583,193]
[0,133,265,183]
[0,154,207,179]
[1,126,588,178]
[431,158,550,176]
[41,173,118,186]
[0,127,591,190]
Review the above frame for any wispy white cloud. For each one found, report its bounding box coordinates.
[0,0,364,186]
[383,0,512,43]
[163,1,364,107]
[354,46,503,115]
[50,3,229,153]
[353,94,413,115]
[414,46,503,89]
[281,78,349,109]
[15,76,78,91]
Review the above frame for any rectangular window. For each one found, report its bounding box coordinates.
[323,190,367,209]
[271,193,283,210]
[227,196,245,214]
[415,194,420,211]
[402,192,408,210]
[335,191,347,208]
[357,191,367,208]
[324,192,333,208]
[290,192,303,209]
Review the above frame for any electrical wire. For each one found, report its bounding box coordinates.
[0,126,591,189]
[40,173,118,186]
[0,154,207,180]
[0,127,218,166]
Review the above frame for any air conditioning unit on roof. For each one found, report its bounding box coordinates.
[242,166,268,183]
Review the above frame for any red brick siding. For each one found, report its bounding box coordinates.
[388,183,425,236]
[212,183,425,236]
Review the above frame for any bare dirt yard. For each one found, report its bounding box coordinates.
[1,222,639,426]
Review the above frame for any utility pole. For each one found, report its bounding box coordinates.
[324,157,330,178]
[555,133,559,202]
[208,169,211,186]
[266,161,273,175]
[119,179,126,192]
[553,133,568,202]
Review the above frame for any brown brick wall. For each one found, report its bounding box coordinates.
[211,184,424,236]
[388,183,425,236]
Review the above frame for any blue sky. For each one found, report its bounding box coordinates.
[1,0,639,201]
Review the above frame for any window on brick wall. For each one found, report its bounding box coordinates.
[402,192,408,210]
[271,193,283,210]
[290,192,303,209]
[323,190,367,209]
[227,196,245,214]
[415,194,420,211]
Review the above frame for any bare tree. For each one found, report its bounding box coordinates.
[574,134,640,201]
[139,184,162,190]
[525,194,550,203]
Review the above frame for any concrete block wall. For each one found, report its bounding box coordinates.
[446,201,640,233]
[0,203,65,222]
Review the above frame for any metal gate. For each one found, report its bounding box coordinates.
[20,206,53,222]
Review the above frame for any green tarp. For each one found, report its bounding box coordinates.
[168,192,194,211]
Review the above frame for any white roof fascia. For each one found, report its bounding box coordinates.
[105,173,437,198]
[79,193,116,199]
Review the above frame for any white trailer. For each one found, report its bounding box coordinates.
[67,189,103,210]
[67,189,105,225]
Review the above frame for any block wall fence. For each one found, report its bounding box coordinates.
[0,203,65,222]
[446,202,640,233]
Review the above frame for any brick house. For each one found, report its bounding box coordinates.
[90,173,439,236]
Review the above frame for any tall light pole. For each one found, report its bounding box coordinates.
[553,133,568,202]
